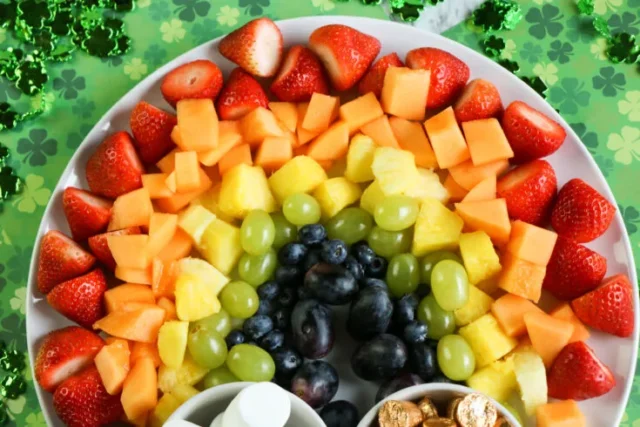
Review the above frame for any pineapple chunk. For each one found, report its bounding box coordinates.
[513,349,547,416]
[219,164,276,219]
[198,219,243,275]
[170,384,199,404]
[174,274,221,321]
[344,134,376,183]
[371,147,420,195]
[454,285,494,326]
[313,177,362,219]
[459,313,518,368]
[193,184,236,224]
[403,168,449,204]
[178,257,229,295]
[149,393,182,427]
[178,204,216,244]
[466,357,517,402]
[157,354,209,393]
[327,157,347,179]
[157,321,188,368]
[268,156,328,203]
[411,198,464,257]
[360,180,386,215]
[459,231,502,285]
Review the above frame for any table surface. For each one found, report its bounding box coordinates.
[0,0,638,425]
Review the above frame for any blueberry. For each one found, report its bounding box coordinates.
[278,242,308,266]
[257,281,281,301]
[243,315,274,341]
[393,293,419,326]
[272,307,291,331]
[302,248,323,272]
[364,255,387,278]
[342,256,364,281]
[403,321,428,344]
[259,329,285,352]
[360,278,388,291]
[256,299,275,316]
[225,330,245,349]
[277,287,297,308]
[351,241,376,266]
[321,239,348,264]
[298,224,327,246]
[271,346,303,379]
[320,400,359,427]
[274,264,304,286]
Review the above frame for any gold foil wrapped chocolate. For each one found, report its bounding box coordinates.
[446,397,462,419]
[417,397,438,419]
[455,393,498,427]
[378,400,424,427]
[422,418,457,427]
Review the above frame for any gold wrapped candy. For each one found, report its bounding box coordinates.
[422,418,457,426]
[454,393,498,427]
[446,397,462,419]
[417,397,439,419]
[378,400,424,427]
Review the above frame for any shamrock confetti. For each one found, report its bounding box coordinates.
[0,166,22,203]
[577,0,594,16]
[472,0,522,33]
[0,350,25,375]
[0,104,19,132]
[607,33,640,64]
[0,374,26,400]
[0,146,9,167]
[521,76,548,99]
[498,58,520,73]
[592,16,611,38]
[482,35,506,59]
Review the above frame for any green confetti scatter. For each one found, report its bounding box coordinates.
[498,58,520,73]
[0,375,26,400]
[577,0,594,15]
[0,350,25,375]
[15,56,49,95]
[593,16,611,38]
[0,104,19,132]
[0,166,22,201]
[472,0,522,33]
[360,0,383,5]
[607,33,640,64]
[521,76,548,98]
[0,146,10,167]
[482,35,506,58]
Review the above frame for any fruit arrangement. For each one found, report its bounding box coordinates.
[30,17,634,427]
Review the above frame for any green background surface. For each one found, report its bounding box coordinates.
[0,0,638,425]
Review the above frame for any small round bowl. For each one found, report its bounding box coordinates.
[167,382,325,427]
[357,384,521,427]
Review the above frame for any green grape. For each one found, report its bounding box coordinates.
[282,193,321,226]
[192,309,232,338]
[237,249,277,287]
[367,226,412,258]
[203,366,239,389]
[431,260,469,311]
[386,253,420,298]
[326,207,373,244]
[420,251,462,285]
[374,195,419,231]
[187,324,228,369]
[219,281,259,319]
[437,334,476,381]
[230,317,245,330]
[240,210,275,255]
[226,344,275,382]
[271,212,297,249]
[417,294,456,339]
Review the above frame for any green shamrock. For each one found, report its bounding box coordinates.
[577,0,594,15]
[52,69,85,100]
[191,19,224,45]
[49,9,74,36]
[607,33,639,64]
[82,26,117,58]
[149,0,171,21]
[593,155,614,178]
[66,124,93,149]
[592,66,626,97]
[520,42,543,64]
[482,35,505,58]
[525,4,564,40]
[619,205,640,234]
[392,3,425,23]
[0,79,21,104]
[71,98,95,119]
[143,43,169,68]
[547,40,573,64]
[238,0,270,16]
[548,78,591,115]
[521,76,548,99]
[17,129,57,166]
[173,0,210,22]
[0,166,22,208]
[15,57,48,96]
[565,16,596,43]
[570,123,599,154]
[608,12,640,36]
[593,16,611,38]
[0,314,26,352]
[0,103,19,131]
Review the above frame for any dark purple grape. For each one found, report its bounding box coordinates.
[409,342,438,382]
[342,255,364,281]
[277,287,297,308]
[291,361,339,409]
[271,307,291,331]
[320,400,359,427]
[364,255,387,278]
[271,346,303,380]
[403,320,428,344]
[360,278,388,291]
[275,264,304,287]
[302,248,323,272]
[393,293,419,326]
[351,241,376,265]
[347,287,393,341]
[291,299,334,359]
[375,373,424,403]
[351,334,407,381]
[304,263,358,305]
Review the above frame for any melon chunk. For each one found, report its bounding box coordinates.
[361,115,400,149]
[104,284,155,313]
[240,107,284,146]
[536,400,586,427]
[157,297,177,321]
[307,121,349,161]
[107,235,150,269]
[268,156,327,203]
[130,341,161,368]
[176,99,218,152]
[497,252,546,302]
[389,116,438,169]
[513,349,547,416]
[448,158,509,191]
[302,93,339,132]
[462,118,514,165]
[255,136,293,172]
[524,311,574,368]
[455,199,511,246]
[296,103,322,145]
[108,188,153,231]
[381,67,430,121]
[197,121,243,167]
[152,258,178,300]
[338,92,384,134]
[218,143,252,176]
[424,107,470,168]
[156,149,178,174]
[174,151,201,193]
[121,357,158,421]
[142,174,174,199]
[466,357,516,402]
[95,339,131,395]
[219,164,277,219]
[115,266,152,285]
[506,220,558,266]
[461,176,496,202]
[94,306,165,343]
[443,173,468,202]
[147,213,178,259]
[155,168,213,213]
[156,228,193,262]
[491,293,545,337]
[550,303,590,343]
[269,102,298,132]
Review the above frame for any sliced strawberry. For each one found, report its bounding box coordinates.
[496,159,557,226]
[543,237,607,300]
[548,341,616,400]
[53,366,124,427]
[160,59,224,107]
[572,274,634,338]
[47,269,107,328]
[270,45,329,102]
[37,230,96,294]
[453,78,503,122]
[87,227,140,270]
[551,178,615,243]
[216,68,269,120]
[501,101,567,163]
[358,52,404,98]
[85,131,144,199]
[62,187,112,242]
[129,101,177,164]
[308,24,381,91]
[405,47,470,109]
[34,326,104,393]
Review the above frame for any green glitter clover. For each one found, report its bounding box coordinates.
[0,165,22,201]
[607,33,640,64]
[482,35,506,58]
[498,58,520,73]
[521,76,548,99]
[593,16,611,39]
[577,0,594,16]
[472,0,522,33]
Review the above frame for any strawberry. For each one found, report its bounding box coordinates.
[129,101,177,164]
[37,230,96,294]
[551,178,615,243]
[453,78,503,122]
[358,52,404,98]
[216,68,269,120]
[47,269,107,329]
[496,159,557,226]
[308,24,381,91]
[34,326,104,393]
[270,45,329,102]
[547,341,616,400]
[543,237,607,300]
[501,101,567,163]
[85,131,144,199]
[62,187,112,241]
[160,59,224,107]
[571,274,634,338]
[88,227,140,270]
[53,366,124,427]
[218,17,283,78]
[405,47,470,110]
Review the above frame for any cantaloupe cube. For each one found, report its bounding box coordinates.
[176,99,218,152]
[115,266,152,285]
[108,188,153,231]
[550,303,590,343]
[117,301,158,312]
[466,357,516,402]
[255,136,293,172]
[302,93,339,132]
[403,168,449,204]
[152,259,178,300]
[424,107,470,168]
[459,231,502,285]
[149,393,181,427]
[313,177,362,219]
[157,354,209,393]
[156,149,179,174]
[381,67,430,121]
[130,341,161,368]
[197,121,244,167]
[361,115,400,149]
[455,199,511,246]
[449,158,509,191]
[268,156,328,203]
[269,102,298,132]
[459,313,518,368]
[107,235,150,269]
[199,219,243,275]
[121,357,157,420]
[536,400,586,427]
[389,117,438,169]
[506,220,558,266]
[491,293,544,337]
[165,172,178,193]
[94,306,165,343]
[155,168,213,214]
[105,284,155,313]
[338,92,384,134]
[344,134,376,183]
[142,174,174,199]
[307,121,349,161]
[171,125,182,146]
[497,252,546,302]
[444,173,468,202]
[156,228,193,262]
[95,339,130,395]
[462,118,514,166]
[524,311,574,368]
[461,176,496,202]
[412,198,464,256]
[240,107,284,146]
[147,213,178,259]
[454,285,494,327]
[177,204,216,245]
[360,180,386,214]
[296,103,322,145]
[218,144,252,176]
[193,184,236,224]
[173,151,201,193]
[371,147,419,196]
[219,164,276,219]
[157,297,177,321]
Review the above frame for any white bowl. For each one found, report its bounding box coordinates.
[167,382,325,427]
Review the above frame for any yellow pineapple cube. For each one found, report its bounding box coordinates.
[149,393,182,427]
[268,156,328,203]
[344,134,376,183]
[199,219,243,275]
[476,276,500,295]
[178,257,229,295]
[170,384,199,403]
[313,177,362,219]
[466,357,517,402]
[454,285,494,326]
[157,321,189,368]
[219,164,276,219]
[360,180,386,215]
[174,274,221,321]
[327,157,347,179]
[193,184,236,224]
[403,168,449,204]
[459,313,518,368]
[371,147,420,195]
[178,204,216,245]
[411,198,464,257]
[157,354,209,393]
[459,231,502,285]
[513,349,547,415]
